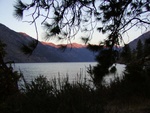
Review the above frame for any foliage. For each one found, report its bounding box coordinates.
[120,38,150,63]
[0,40,21,101]
[13,0,150,87]
[13,0,150,46]
[2,72,150,113]
[21,40,38,55]
[9,1,150,112]
[114,62,150,100]
[0,40,6,57]
[1,75,106,113]
[1,1,150,111]
[116,37,150,101]
[144,38,150,56]
[136,39,143,59]
[88,49,118,87]
[120,44,132,63]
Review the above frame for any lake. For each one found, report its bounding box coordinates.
[13,62,125,83]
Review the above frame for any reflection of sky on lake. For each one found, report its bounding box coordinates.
[14,62,125,85]
[103,64,126,85]
[13,62,97,82]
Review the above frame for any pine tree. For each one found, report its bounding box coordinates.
[13,0,150,49]
[121,44,132,63]
[0,40,21,100]
[13,0,150,86]
[136,39,143,59]
[144,38,150,56]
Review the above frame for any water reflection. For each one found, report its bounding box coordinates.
[13,62,125,84]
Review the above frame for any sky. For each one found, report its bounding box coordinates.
[0,0,149,45]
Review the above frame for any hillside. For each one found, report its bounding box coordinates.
[129,31,150,49]
[0,23,97,63]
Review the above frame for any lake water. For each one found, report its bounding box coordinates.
[13,62,125,83]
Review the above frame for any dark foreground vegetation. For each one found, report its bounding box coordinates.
[1,63,150,113]
[1,0,150,112]
[0,37,150,113]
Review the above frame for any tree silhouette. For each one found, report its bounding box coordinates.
[121,44,132,63]
[0,40,21,100]
[136,39,143,59]
[144,38,150,56]
[13,0,150,86]
[13,0,150,46]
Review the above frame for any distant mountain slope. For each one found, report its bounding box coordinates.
[0,23,96,63]
[129,31,150,49]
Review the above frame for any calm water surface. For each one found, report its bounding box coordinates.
[14,62,96,81]
[13,62,125,82]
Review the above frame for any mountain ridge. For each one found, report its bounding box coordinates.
[0,23,96,63]
[128,31,150,49]
[41,42,86,48]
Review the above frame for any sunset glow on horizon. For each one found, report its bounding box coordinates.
[0,0,149,45]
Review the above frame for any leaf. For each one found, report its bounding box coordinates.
[62,32,68,36]
[13,0,27,20]
[17,0,27,9]
[81,37,89,44]
[50,25,61,35]
[21,44,33,55]
[43,22,52,29]
[97,27,103,32]
[13,6,24,20]
[21,41,38,55]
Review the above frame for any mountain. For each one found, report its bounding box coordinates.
[129,31,150,49]
[0,23,97,63]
